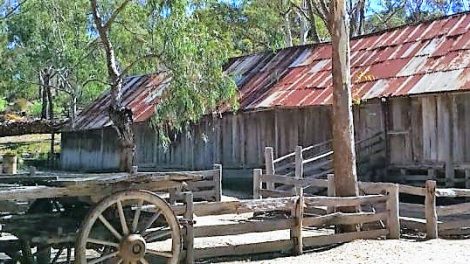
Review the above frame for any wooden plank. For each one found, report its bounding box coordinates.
[303,151,334,165]
[436,188,470,197]
[260,189,295,198]
[400,202,425,218]
[303,229,388,248]
[183,192,194,264]
[400,217,426,232]
[213,164,222,202]
[194,218,294,238]
[386,184,400,239]
[425,180,438,239]
[439,219,470,231]
[327,174,335,214]
[399,184,426,196]
[304,195,387,208]
[294,146,303,196]
[358,182,396,195]
[253,169,262,199]
[171,197,297,216]
[194,239,293,260]
[437,202,470,217]
[291,196,303,255]
[265,147,275,190]
[260,175,329,188]
[303,212,387,227]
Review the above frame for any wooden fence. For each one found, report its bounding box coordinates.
[171,189,398,263]
[254,166,470,239]
[168,164,222,203]
[266,132,385,181]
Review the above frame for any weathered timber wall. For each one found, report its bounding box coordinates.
[61,106,337,171]
[387,93,470,165]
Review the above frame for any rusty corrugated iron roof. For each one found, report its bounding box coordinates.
[231,12,470,109]
[70,73,169,131]
[71,12,470,131]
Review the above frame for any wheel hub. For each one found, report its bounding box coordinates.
[120,234,147,261]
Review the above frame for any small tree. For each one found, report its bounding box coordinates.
[90,0,237,171]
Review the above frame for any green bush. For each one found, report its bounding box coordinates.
[28,101,43,117]
[0,98,7,112]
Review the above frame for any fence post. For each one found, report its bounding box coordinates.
[183,192,194,264]
[290,195,304,255]
[253,169,262,199]
[327,174,335,214]
[386,184,400,239]
[213,164,223,202]
[29,166,36,177]
[265,147,275,190]
[294,146,303,196]
[425,180,438,239]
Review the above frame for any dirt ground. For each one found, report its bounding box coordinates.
[215,238,470,264]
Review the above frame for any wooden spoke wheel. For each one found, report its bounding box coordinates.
[75,190,181,264]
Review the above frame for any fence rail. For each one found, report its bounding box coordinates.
[172,189,396,262]
[254,167,470,239]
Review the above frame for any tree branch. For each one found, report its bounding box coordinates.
[0,0,28,20]
[121,53,163,77]
[103,0,131,30]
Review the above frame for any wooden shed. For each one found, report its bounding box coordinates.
[61,12,470,187]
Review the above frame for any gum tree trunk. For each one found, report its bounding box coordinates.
[330,0,359,199]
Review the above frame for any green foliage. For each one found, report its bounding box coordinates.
[27,101,42,117]
[0,97,6,112]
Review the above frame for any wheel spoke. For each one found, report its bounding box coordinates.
[98,214,122,240]
[116,200,129,235]
[139,210,161,234]
[88,251,119,264]
[87,238,120,248]
[146,249,173,258]
[132,199,144,233]
[145,230,172,243]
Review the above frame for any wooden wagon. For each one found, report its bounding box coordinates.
[0,168,215,264]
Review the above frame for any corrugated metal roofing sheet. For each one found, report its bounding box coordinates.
[71,12,470,131]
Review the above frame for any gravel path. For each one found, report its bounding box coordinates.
[217,239,470,264]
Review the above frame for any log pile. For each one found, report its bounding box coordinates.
[0,119,65,137]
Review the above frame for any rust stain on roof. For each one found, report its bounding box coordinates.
[71,12,470,131]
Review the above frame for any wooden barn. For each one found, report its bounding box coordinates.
[61,12,470,187]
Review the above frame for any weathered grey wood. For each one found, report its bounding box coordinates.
[327,174,336,214]
[425,180,438,239]
[213,164,223,202]
[183,192,194,264]
[294,146,303,196]
[437,202,470,216]
[291,196,303,255]
[259,189,295,198]
[265,147,275,190]
[303,212,388,227]
[399,184,426,196]
[304,195,387,207]
[194,218,294,237]
[260,175,329,188]
[436,188,470,197]
[438,219,470,231]
[400,217,426,232]
[386,184,400,239]
[171,197,298,216]
[253,169,262,199]
[303,229,388,248]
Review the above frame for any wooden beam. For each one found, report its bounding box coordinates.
[425,180,438,239]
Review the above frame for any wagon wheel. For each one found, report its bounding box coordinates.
[75,190,181,264]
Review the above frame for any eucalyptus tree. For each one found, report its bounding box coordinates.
[90,0,237,171]
[1,0,106,120]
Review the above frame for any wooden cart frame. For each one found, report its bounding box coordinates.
[0,166,221,264]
